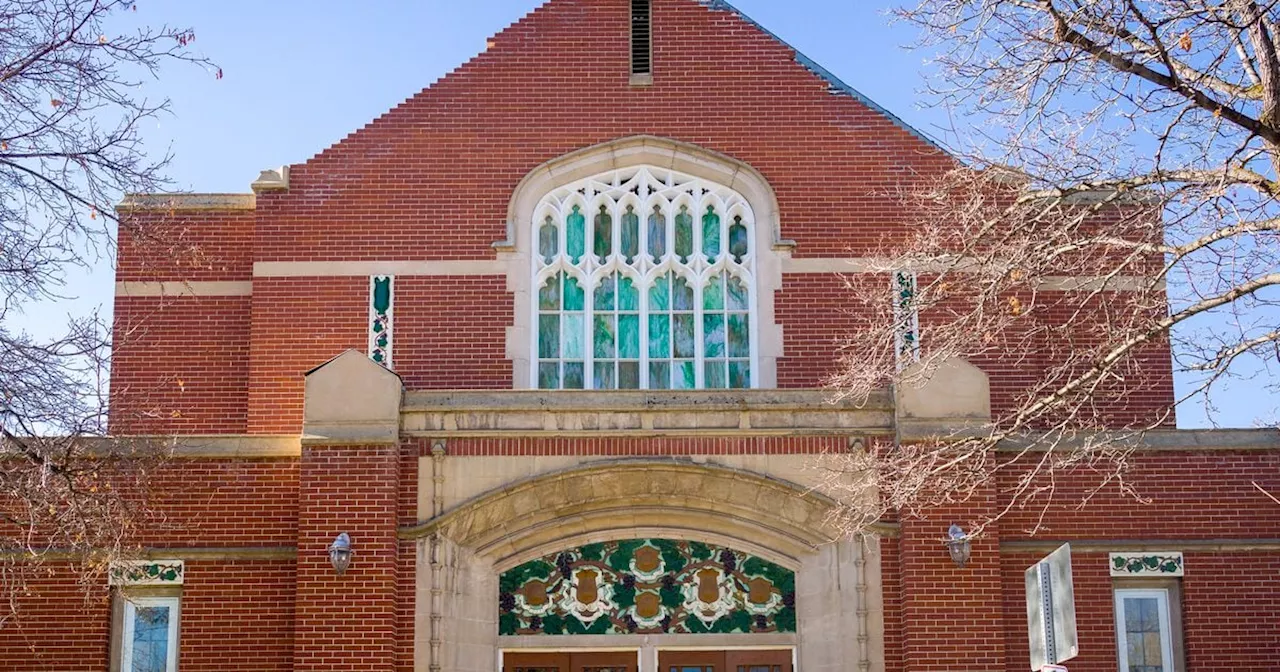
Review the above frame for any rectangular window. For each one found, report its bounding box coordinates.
[1114,588,1174,672]
[120,596,180,672]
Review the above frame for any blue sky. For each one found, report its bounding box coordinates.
[33,0,1267,427]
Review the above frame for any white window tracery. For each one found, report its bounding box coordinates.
[532,166,757,389]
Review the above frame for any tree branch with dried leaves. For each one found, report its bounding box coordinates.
[820,0,1280,539]
[0,0,212,618]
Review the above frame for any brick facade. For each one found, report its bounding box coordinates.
[8,1,1274,671]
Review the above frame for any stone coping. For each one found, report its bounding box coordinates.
[116,193,256,211]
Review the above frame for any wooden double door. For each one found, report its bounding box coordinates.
[502,650,792,672]
[658,649,792,672]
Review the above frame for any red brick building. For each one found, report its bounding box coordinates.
[6,1,1278,671]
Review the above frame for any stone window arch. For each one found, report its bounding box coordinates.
[502,136,788,389]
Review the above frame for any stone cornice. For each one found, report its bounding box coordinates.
[399,389,896,438]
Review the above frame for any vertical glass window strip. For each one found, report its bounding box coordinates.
[532,167,755,390]
[894,271,920,366]
[1114,589,1174,672]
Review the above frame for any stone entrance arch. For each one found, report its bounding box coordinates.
[405,459,838,568]
[403,459,885,672]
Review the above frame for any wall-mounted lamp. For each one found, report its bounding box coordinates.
[945,524,971,568]
[328,533,353,575]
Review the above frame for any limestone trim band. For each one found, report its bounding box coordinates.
[1002,539,1280,553]
[115,281,253,297]
[400,389,895,438]
[0,546,296,561]
[249,258,1158,292]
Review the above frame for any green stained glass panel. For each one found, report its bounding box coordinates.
[594,205,613,263]
[675,361,696,389]
[729,361,750,389]
[538,363,559,390]
[622,206,639,263]
[728,313,749,358]
[650,275,670,310]
[619,315,640,358]
[538,314,560,358]
[595,275,616,310]
[564,276,585,311]
[673,314,695,358]
[673,277,694,311]
[619,277,639,311]
[594,315,616,358]
[703,275,724,310]
[567,205,585,263]
[727,276,749,311]
[729,216,748,262]
[702,205,721,258]
[538,274,560,310]
[564,362,585,389]
[563,314,584,358]
[372,277,392,313]
[649,362,671,389]
[619,362,640,389]
[704,314,725,358]
[594,362,616,389]
[648,206,666,259]
[705,362,727,389]
[539,216,558,264]
[675,205,693,262]
[648,315,670,357]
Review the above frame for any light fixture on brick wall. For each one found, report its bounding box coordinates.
[945,524,971,568]
[328,533,353,575]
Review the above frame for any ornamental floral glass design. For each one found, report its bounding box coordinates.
[499,539,795,636]
[533,167,755,389]
[893,271,919,365]
[370,275,394,369]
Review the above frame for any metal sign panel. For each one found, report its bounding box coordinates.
[1025,544,1078,670]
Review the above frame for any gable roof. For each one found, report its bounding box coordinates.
[699,0,944,152]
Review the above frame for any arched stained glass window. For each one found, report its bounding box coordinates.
[533,166,757,389]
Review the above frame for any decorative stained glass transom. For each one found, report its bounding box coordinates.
[499,539,795,635]
[533,167,756,389]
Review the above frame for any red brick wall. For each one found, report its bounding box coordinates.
[110,295,251,435]
[117,208,254,283]
[294,444,401,671]
[108,0,1174,434]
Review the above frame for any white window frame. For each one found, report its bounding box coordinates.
[121,595,180,672]
[529,165,759,390]
[1114,588,1174,672]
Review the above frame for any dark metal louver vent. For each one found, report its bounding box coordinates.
[631,0,652,75]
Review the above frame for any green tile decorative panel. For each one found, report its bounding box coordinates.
[109,559,184,586]
[1109,552,1184,577]
[499,539,796,636]
[369,275,393,368]
[531,167,758,389]
[895,271,919,362]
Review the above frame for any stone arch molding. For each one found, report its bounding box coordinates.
[502,136,790,388]
[403,460,838,570]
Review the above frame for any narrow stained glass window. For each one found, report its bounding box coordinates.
[532,167,756,389]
